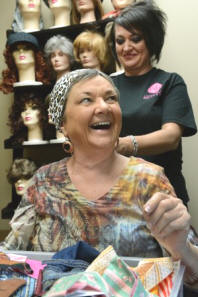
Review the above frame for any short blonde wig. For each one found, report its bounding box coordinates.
[71,0,104,24]
[73,31,108,72]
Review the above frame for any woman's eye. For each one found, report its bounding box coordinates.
[106,96,118,102]
[80,98,92,104]
[115,38,125,45]
[131,34,142,43]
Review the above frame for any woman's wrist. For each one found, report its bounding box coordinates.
[129,135,139,156]
[179,240,198,286]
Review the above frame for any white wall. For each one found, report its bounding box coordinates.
[0,0,197,229]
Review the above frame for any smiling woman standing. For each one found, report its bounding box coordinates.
[110,0,197,206]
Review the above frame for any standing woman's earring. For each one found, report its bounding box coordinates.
[62,137,73,154]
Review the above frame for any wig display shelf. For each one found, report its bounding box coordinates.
[13,83,53,97]
[7,18,113,49]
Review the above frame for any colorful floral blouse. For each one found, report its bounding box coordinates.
[0,157,184,256]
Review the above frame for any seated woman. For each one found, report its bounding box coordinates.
[71,0,104,24]
[1,69,198,289]
[73,30,110,73]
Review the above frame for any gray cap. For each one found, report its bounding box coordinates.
[7,32,39,49]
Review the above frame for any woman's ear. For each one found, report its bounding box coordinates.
[60,125,67,137]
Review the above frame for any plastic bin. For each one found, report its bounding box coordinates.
[3,250,184,297]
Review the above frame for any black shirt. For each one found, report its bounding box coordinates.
[112,68,197,204]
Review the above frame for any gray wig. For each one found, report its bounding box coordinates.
[44,35,74,65]
[11,0,44,32]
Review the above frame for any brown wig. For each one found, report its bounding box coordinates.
[71,0,104,24]
[8,92,49,143]
[7,158,37,184]
[0,44,52,94]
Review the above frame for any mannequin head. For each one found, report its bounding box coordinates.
[12,0,44,32]
[44,35,74,80]
[7,158,37,196]
[73,31,108,72]
[46,0,71,9]
[71,0,104,24]
[21,101,41,128]
[12,43,35,71]
[0,32,51,94]
[43,0,72,27]
[111,0,136,10]
[8,92,49,143]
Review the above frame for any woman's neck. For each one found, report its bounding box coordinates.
[52,7,71,27]
[18,64,36,82]
[22,12,40,31]
[79,10,96,24]
[27,124,43,141]
[125,64,152,77]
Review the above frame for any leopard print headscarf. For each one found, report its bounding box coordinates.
[48,69,90,130]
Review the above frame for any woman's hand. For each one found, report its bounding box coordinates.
[143,192,191,259]
[117,136,133,156]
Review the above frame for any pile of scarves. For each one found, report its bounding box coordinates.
[0,242,182,297]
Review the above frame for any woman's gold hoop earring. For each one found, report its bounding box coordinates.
[62,137,73,154]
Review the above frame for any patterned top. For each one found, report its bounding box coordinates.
[0,157,184,256]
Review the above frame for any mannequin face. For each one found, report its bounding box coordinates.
[50,49,70,76]
[48,0,71,8]
[18,0,41,13]
[111,0,134,10]
[12,44,35,68]
[21,102,41,127]
[15,178,31,195]
[75,0,94,13]
[79,47,100,70]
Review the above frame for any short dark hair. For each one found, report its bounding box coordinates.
[112,0,167,63]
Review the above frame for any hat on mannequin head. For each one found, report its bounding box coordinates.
[7,32,40,50]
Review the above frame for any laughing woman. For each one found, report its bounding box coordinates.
[1,69,198,290]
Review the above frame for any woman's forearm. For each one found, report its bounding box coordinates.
[118,122,183,156]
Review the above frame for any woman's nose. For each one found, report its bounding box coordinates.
[123,40,133,51]
[95,99,110,112]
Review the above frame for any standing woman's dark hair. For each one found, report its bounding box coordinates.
[110,0,167,64]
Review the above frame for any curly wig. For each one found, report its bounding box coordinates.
[0,44,51,94]
[8,92,49,143]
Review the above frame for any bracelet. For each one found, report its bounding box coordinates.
[130,135,139,156]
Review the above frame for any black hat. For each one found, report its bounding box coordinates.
[7,32,39,49]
